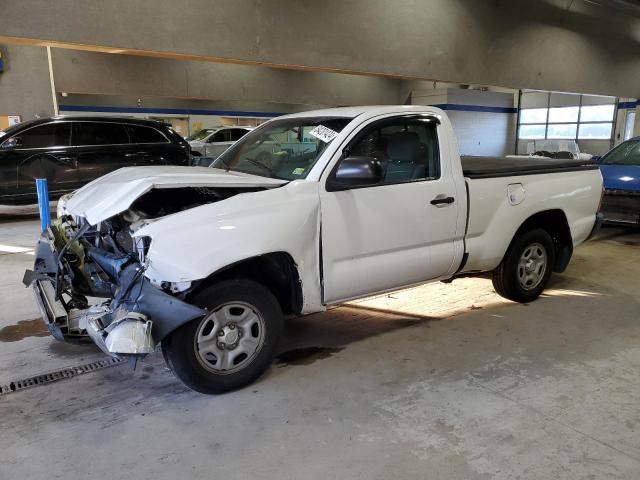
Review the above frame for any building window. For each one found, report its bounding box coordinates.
[518,93,615,142]
[624,111,636,141]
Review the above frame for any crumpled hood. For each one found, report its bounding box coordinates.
[65,166,287,224]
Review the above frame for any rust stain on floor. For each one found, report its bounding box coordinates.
[0,318,49,342]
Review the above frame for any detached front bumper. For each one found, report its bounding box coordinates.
[25,226,206,357]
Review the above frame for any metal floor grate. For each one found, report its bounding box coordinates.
[0,357,126,395]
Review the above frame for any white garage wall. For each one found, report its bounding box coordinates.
[412,88,517,157]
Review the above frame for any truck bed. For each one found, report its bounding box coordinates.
[462,156,598,179]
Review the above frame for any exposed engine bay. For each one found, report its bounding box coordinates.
[24,186,260,358]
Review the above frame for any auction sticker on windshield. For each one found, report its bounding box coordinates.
[309,125,339,143]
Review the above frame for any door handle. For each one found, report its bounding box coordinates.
[124,153,139,158]
[430,195,455,206]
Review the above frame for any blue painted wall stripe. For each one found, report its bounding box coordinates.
[58,104,285,117]
[430,103,518,114]
[618,101,639,110]
[60,103,519,116]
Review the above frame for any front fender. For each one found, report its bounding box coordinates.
[134,181,323,312]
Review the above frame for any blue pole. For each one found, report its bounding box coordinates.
[35,178,51,232]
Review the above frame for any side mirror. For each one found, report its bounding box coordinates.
[327,156,383,191]
[590,155,602,164]
[1,137,22,151]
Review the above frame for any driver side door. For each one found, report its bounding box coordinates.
[319,115,462,304]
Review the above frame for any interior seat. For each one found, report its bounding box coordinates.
[384,131,426,182]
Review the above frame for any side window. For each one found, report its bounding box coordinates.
[130,125,168,144]
[230,129,249,141]
[14,123,71,149]
[76,122,130,146]
[211,130,230,143]
[345,118,440,185]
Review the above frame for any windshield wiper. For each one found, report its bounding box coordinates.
[243,157,275,177]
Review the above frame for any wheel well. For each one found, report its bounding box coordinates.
[191,252,303,314]
[512,209,573,272]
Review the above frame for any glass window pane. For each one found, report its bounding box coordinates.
[548,106,579,123]
[519,124,546,139]
[547,124,577,139]
[624,112,636,141]
[580,105,615,122]
[602,139,640,165]
[348,121,440,183]
[230,129,250,141]
[77,122,129,145]
[17,123,71,149]
[578,122,612,140]
[520,108,547,124]
[211,130,229,142]
[131,125,167,143]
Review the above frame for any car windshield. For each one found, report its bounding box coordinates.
[601,139,640,166]
[187,129,215,141]
[211,116,353,180]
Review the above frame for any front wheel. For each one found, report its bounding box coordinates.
[492,228,555,303]
[162,279,283,394]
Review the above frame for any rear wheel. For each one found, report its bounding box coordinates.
[162,279,283,394]
[492,228,555,303]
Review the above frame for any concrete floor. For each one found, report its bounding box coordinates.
[0,216,639,479]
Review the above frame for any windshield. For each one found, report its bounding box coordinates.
[601,139,640,166]
[187,129,215,141]
[211,116,353,180]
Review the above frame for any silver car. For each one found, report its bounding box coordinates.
[187,127,253,157]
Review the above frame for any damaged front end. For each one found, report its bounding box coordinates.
[23,193,213,358]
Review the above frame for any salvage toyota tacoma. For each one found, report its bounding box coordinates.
[25,106,604,394]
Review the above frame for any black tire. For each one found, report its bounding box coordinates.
[162,279,283,394]
[492,228,555,303]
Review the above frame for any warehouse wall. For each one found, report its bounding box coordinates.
[50,49,403,108]
[1,0,639,97]
[0,44,55,120]
[57,93,326,136]
[412,87,517,157]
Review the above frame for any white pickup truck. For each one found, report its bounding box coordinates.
[26,106,603,394]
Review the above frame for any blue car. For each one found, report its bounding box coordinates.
[597,137,640,226]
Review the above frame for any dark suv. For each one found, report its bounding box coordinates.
[0,116,190,209]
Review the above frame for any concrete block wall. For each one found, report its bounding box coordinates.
[0,44,55,120]
[412,87,517,157]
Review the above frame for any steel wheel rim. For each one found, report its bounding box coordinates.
[517,242,548,291]
[194,301,266,375]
